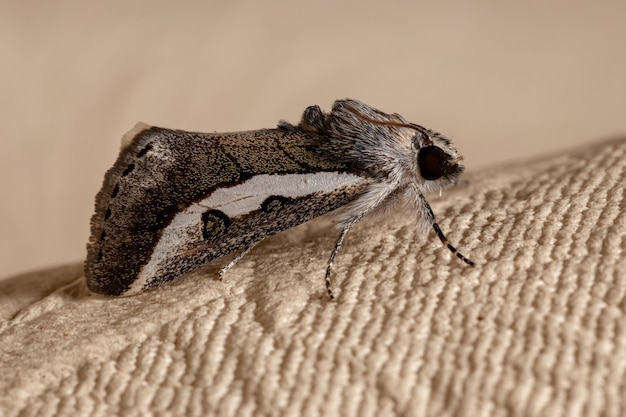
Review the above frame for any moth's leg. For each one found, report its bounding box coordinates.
[324,182,402,300]
[325,214,365,300]
[218,241,260,281]
[415,187,474,266]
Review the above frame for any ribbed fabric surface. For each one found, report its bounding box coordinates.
[1,137,624,417]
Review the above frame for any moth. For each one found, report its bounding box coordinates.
[85,99,474,299]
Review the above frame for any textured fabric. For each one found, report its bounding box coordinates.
[1,137,624,417]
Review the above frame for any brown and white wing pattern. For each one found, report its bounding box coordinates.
[86,125,368,296]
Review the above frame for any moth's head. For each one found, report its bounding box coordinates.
[413,131,465,187]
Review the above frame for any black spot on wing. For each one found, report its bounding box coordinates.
[261,195,294,213]
[122,163,135,177]
[136,143,152,157]
[202,210,231,241]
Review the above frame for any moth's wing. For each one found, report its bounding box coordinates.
[85,125,367,296]
[126,171,369,295]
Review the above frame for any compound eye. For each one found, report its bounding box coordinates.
[419,146,448,180]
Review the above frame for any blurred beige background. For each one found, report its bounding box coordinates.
[1,0,625,280]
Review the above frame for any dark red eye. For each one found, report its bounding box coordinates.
[419,146,448,180]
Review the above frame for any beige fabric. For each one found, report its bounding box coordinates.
[1,137,624,417]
